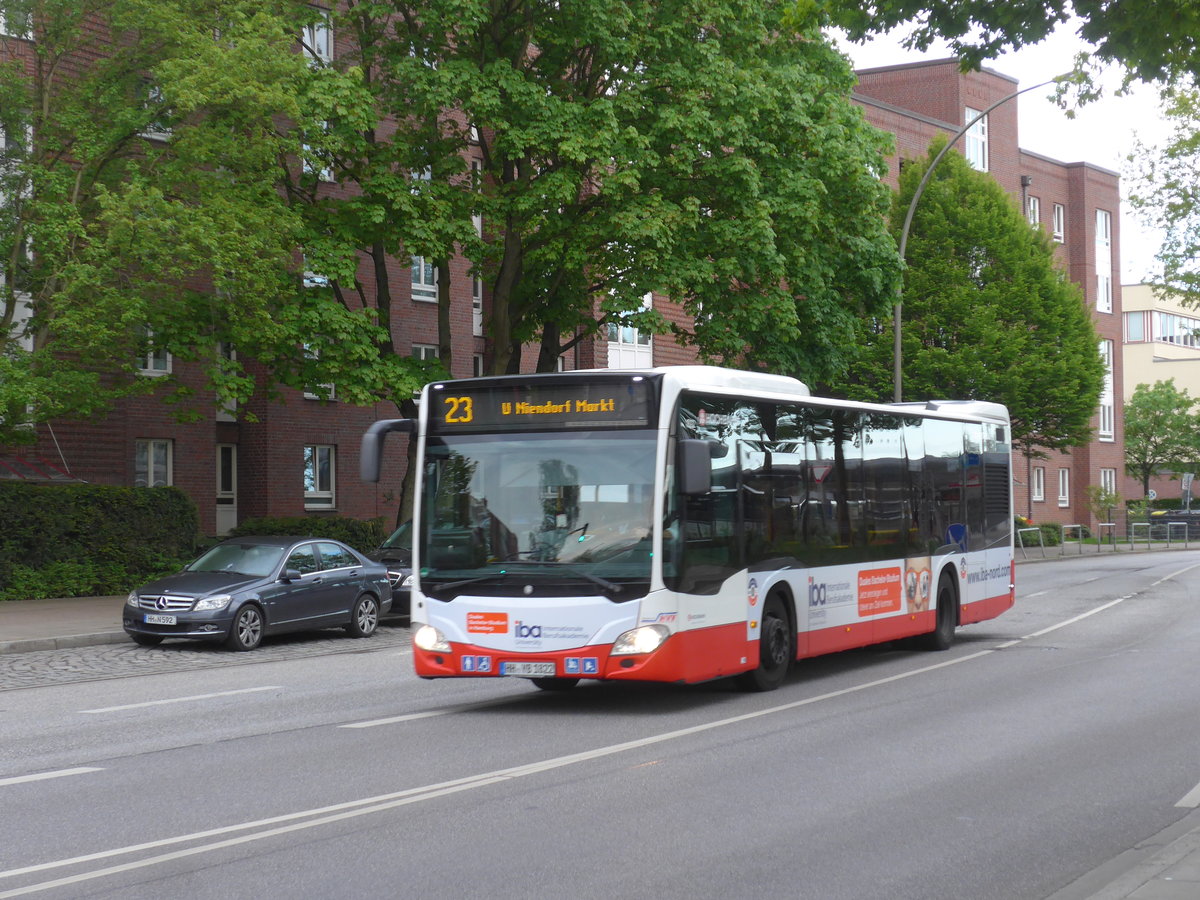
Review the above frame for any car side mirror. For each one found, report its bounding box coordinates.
[282,568,302,582]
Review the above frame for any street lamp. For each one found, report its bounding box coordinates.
[892,75,1067,402]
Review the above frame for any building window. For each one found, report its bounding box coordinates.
[1032,466,1045,502]
[136,327,171,375]
[139,82,172,141]
[302,9,332,65]
[303,445,335,508]
[1052,203,1065,243]
[302,254,330,288]
[302,122,334,182]
[1100,468,1117,496]
[964,108,988,172]
[473,353,484,377]
[1124,311,1145,342]
[302,343,335,400]
[411,256,437,302]
[607,292,653,368]
[1027,195,1040,226]
[0,10,32,38]
[135,439,173,488]
[413,343,439,360]
[1058,468,1070,507]
[1095,209,1113,314]
[1098,339,1114,440]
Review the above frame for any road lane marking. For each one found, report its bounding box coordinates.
[0,768,102,788]
[340,696,534,727]
[1177,781,1200,808]
[1,585,1176,896]
[80,686,282,714]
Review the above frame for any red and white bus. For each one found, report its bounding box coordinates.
[361,366,1014,691]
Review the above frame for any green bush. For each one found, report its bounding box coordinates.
[0,482,198,600]
[228,516,387,554]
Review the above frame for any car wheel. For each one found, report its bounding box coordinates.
[131,633,163,647]
[225,605,264,651]
[346,594,379,638]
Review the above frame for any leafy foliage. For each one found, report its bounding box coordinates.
[827,0,1200,84]
[1123,379,1200,496]
[228,515,387,553]
[0,481,198,599]
[831,137,1104,455]
[0,0,905,439]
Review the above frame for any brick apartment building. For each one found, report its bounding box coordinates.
[853,59,1125,530]
[1,19,1123,537]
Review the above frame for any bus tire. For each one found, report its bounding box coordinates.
[531,677,580,691]
[921,572,957,651]
[738,593,794,692]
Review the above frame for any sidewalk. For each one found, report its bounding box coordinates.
[0,594,126,655]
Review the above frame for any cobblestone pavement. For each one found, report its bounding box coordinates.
[0,623,412,691]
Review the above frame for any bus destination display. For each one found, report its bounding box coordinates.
[429,379,654,432]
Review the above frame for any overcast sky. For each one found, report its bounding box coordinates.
[833,22,1171,284]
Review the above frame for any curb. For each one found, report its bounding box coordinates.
[0,631,128,656]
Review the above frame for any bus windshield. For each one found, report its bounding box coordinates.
[420,430,657,593]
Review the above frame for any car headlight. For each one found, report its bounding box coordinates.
[194,594,233,612]
[401,574,414,588]
[413,624,451,652]
[611,624,669,656]
[125,591,140,608]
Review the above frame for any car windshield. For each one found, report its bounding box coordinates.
[379,522,412,550]
[421,430,657,589]
[187,543,286,577]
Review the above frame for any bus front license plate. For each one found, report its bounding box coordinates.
[144,614,176,625]
[501,661,556,677]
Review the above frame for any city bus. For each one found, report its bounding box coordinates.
[361,366,1014,691]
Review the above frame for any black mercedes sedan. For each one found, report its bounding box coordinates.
[123,536,392,651]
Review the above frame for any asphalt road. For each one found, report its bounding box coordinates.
[3,552,1200,899]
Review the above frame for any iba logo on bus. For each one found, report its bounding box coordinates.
[808,577,827,608]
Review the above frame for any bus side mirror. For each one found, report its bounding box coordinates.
[360,418,414,483]
[678,439,713,496]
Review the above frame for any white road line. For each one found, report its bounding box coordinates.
[0,588,1170,896]
[1177,781,1200,808]
[80,686,282,714]
[341,696,530,728]
[0,768,102,788]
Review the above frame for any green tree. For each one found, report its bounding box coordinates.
[335,0,901,379]
[828,0,1200,83]
[1127,87,1200,297]
[1123,379,1200,497]
[1,0,904,451]
[831,137,1105,456]
[0,0,416,444]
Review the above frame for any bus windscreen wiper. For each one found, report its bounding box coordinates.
[427,571,512,592]
[508,561,622,594]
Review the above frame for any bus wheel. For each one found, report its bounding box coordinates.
[921,573,957,651]
[531,677,580,691]
[738,594,794,692]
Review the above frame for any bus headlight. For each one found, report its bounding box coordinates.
[413,624,451,652]
[611,624,669,656]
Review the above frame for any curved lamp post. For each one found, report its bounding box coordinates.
[892,75,1068,402]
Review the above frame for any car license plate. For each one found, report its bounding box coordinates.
[144,613,176,625]
[501,661,556,677]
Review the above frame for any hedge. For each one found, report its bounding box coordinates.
[228,516,388,554]
[0,482,199,600]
